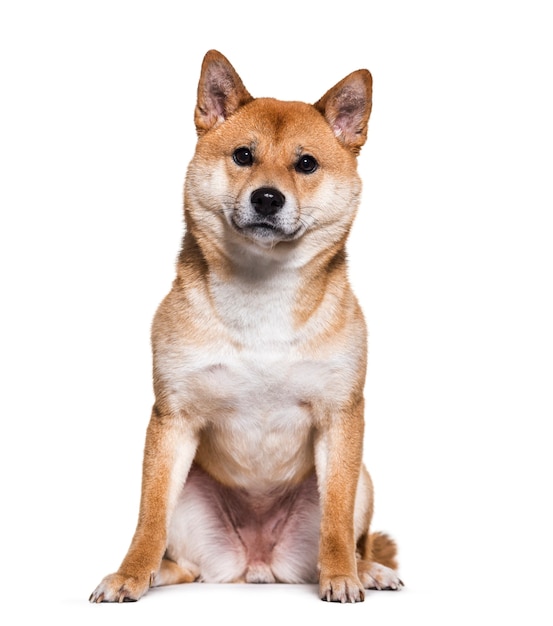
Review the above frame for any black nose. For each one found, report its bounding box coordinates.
[250,187,285,217]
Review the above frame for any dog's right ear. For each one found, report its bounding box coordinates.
[194,50,253,136]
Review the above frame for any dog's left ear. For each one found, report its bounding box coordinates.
[195,50,254,136]
[314,70,373,155]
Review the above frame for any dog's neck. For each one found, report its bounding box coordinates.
[178,229,350,336]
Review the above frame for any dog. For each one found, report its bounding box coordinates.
[90,50,402,604]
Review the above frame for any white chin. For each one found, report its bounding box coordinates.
[243,230,281,248]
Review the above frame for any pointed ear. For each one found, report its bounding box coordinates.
[194,50,253,136]
[314,69,373,155]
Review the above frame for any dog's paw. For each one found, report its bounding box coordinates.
[319,573,365,603]
[358,561,404,591]
[89,572,152,603]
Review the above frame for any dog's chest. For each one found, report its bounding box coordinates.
[190,346,325,488]
[165,273,344,486]
[188,276,326,418]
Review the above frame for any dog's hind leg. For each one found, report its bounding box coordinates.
[356,531,403,590]
[152,557,200,587]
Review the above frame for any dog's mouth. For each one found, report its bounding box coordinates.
[230,216,304,243]
[247,221,277,232]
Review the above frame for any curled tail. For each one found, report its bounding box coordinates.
[358,531,399,570]
[371,531,399,570]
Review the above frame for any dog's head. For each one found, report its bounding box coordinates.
[185,50,372,265]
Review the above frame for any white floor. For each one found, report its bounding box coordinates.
[51,578,547,626]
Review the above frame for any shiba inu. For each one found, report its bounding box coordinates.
[90,50,402,604]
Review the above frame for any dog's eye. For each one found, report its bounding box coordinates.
[233,147,253,167]
[295,154,318,174]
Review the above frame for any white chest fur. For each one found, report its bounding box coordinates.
[157,264,352,489]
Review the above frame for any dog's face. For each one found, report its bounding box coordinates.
[185,51,372,264]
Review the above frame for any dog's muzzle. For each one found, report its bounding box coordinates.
[229,186,307,244]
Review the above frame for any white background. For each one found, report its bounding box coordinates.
[1,1,552,624]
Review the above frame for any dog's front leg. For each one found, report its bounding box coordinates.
[315,398,365,603]
[90,408,198,603]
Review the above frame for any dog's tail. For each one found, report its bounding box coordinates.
[367,531,399,570]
